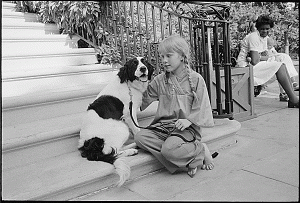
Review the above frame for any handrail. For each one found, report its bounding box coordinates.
[71,1,233,119]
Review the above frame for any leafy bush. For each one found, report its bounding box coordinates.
[13,1,299,62]
[14,1,121,64]
[227,2,299,57]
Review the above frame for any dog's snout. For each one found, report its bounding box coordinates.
[140,67,147,73]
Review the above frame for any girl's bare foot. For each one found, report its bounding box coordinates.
[201,143,214,170]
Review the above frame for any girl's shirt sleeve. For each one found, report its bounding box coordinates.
[188,73,214,127]
[140,77,159,111]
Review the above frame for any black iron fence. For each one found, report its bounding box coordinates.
[72,1,234,119]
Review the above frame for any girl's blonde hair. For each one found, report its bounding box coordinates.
[158,34,191,66]
[158,34,196,92]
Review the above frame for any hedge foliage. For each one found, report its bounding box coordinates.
[14,1,299,60]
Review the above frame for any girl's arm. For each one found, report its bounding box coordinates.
[188,75,214,127]
[140,78,159,111]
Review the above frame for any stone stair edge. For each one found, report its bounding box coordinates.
[2,9,37,17]
[2,19,58,27]
[2,1,17,6]
[2,69,120,109]
[2,109,239,160]
[2,150,161,200]
[2,64,114,80]
[2,86,100,109]
[2,47,97,58]
[2,102,159,151]
[2,118,240,200]
[2,35,77,41]
[1,36,80,43]
[2,14,39,23]
[2,102,239,162]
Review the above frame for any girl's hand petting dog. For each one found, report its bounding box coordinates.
[175,119,192,131]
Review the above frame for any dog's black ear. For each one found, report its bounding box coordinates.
[117,65,128,83]
[118,58,138,83]
[142,59,155,80]
[78,137,117,164]
[79,137,105,161]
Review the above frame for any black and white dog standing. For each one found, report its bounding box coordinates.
[78,57,154,186]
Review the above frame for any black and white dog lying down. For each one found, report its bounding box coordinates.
[78,57,154,187]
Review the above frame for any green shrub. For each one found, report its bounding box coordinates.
[13,1,299,61]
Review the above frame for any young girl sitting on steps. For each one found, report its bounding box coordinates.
[134,35,215,178]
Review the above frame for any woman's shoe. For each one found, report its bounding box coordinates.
[292,82,299,91]
[187,167,197,178]
[279,93,289,102]
[254,85,262,97]
[288,100,299,108]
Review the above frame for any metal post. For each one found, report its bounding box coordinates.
[213,22,222,115]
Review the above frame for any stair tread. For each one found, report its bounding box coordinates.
[1,2,242,200]
[2,101,159,149]
[2,112,84,149]
[2,118,240,200]
[1,2,17,7]
[2,73,115,109]
[2,34,77,40]
[2,9,36,16]
[2,149,159,200]
[2,64,113,79]
[2,46,97,58]
[1,19,57,27]
[2,28,61,36]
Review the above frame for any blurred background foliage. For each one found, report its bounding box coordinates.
[13,1,299,60]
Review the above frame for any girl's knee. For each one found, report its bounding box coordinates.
[134,129,155,146]
[161,146,175,160]
[161,136,184,160]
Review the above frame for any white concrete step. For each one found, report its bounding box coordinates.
[2,101,158,170]
[2,93,96,127]
[2,149,164,200]
[2,9,40,22]
[2,17,58,28]
[2,20,61,34]
[2,49,98,70]
[1,2,241,200]
[2,26,61,36]
[2,63,113,79]
[2,117,241,200]
[2,40,93,57]
[2,35,80,52]
[1,1,17,11]
[2,66,115,127]
[2,44,84,58]
[2,32,77,40]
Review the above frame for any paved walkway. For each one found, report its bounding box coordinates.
[76,61,299,201]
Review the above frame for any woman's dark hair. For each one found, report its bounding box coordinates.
[255,15,275,29]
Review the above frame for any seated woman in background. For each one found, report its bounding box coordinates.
[265,37,299,101]
[236,15,299,108]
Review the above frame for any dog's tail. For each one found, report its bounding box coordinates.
[113,157,131,187]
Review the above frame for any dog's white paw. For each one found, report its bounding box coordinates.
[128,148,138,156]
[117,148,138,157]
